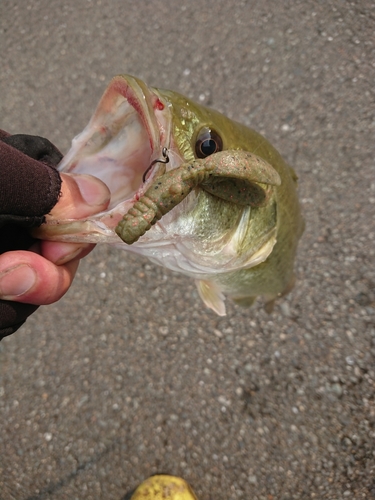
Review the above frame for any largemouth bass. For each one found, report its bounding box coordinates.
[37,75,304,315]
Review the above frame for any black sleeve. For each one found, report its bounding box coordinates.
[0,131,63,340]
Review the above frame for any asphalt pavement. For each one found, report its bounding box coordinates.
[1,1,374,499]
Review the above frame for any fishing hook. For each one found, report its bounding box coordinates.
[142,147,170,183]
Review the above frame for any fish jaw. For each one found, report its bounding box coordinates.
[59,75,167,205]
[36,75,178,242]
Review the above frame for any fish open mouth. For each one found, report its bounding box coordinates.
[38,75,281,251]
[58,75,173,213]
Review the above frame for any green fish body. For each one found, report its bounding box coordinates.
[37,75,304,315]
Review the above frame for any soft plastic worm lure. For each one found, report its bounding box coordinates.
[115,150,281,244]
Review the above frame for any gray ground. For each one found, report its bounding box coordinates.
[1,1,374,499]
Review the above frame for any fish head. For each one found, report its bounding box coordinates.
[44,74,280,252]
[55,75,277,212]
[37,75,303,315]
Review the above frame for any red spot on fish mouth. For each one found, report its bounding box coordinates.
[154,98,165,111]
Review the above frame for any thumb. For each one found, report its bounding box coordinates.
[38,173,111,265]
[48,173,111,220]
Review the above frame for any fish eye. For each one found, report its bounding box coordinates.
[195,128,223,158]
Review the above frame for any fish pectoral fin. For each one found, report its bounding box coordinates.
[195,280,226,316]
[232,296,256,308]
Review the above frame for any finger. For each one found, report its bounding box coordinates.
[48,172,111,220]
[0,250,79,305]
[39,241,95,265]
[41,173,111,263]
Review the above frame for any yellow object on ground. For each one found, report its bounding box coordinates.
[130,475,198,500]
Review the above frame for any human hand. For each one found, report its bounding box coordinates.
[0,172,110,305]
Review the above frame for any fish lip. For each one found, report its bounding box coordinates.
[98,75,165,154]
[58,75,173,211]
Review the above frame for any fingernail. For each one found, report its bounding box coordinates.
[0,265,36,298]
[54,245,83,265]
[74,174,110,206]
